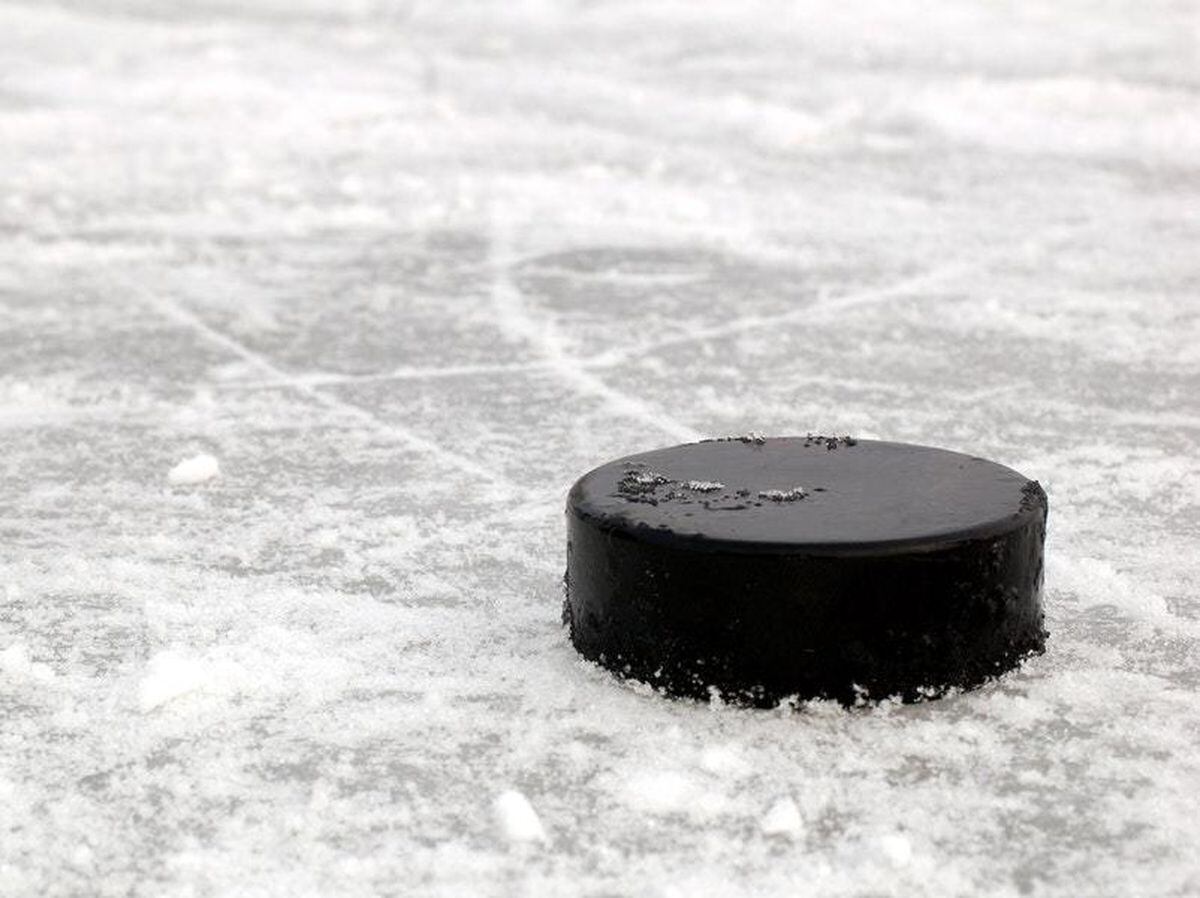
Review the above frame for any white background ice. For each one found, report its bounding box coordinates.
[1,1,1198,895]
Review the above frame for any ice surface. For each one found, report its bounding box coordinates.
[1,1,1198,896]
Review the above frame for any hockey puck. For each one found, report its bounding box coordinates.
[563,436,1047,706]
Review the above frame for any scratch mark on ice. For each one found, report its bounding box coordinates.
[488,211,702,444]
[141,292,522,495]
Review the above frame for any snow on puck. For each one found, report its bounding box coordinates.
[563,436,1048,706]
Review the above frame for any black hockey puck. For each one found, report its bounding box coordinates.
[563,436,1047,706]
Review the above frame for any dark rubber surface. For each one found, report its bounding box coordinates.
[563,437,1048,706]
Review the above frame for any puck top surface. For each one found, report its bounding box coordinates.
[569,437,1043,554]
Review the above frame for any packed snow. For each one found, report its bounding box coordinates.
[1,0,1198,896]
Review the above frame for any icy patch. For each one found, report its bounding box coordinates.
[903,76,1200,166]
[493,790,547,844]
[167,453,220,485]
[759,796,804,838]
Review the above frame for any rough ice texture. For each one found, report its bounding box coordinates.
[0,1,1197,896]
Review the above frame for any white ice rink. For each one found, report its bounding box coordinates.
[2,1,1199,895]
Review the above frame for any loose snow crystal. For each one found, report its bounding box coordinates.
[167,453,220,485]
[880,832,913,866]
[138,650,210,711]
[136,648,248,711]
[759,796,804,838]
[493,790,547,843]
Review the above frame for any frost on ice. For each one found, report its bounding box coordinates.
[167,453,220,485]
